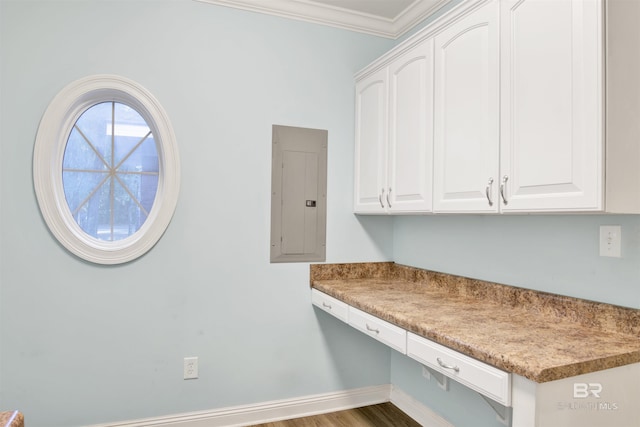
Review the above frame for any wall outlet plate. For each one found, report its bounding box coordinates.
[599,225,621,258]
[183,357,198,379]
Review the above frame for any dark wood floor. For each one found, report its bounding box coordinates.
[248,403,421,427]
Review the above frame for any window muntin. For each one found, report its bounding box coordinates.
[62,102,159,241]
[33,75,180,264]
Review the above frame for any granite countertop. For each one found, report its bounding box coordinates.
[310,262,640,383]
[0,411,23,427]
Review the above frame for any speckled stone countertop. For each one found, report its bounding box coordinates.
[0,411,23,427]
[310,262,640,383]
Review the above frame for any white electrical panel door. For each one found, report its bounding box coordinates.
[500,0,603,212]
[433,1,500,213]
[281,150,319,255]
[271,125,327,263]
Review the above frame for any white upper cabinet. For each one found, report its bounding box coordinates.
[355,41,434,214]
[500,0,603,212]
[432,1,500,213]
[387,40,434,213]
[354,67,388,213]
[354,0,639,215]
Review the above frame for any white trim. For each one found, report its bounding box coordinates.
[84,384,454,427]
[391,386,454,427]
[194,0,452,39]
[87,385,391,427]
[33,75,181,264]
[354,0,490,81]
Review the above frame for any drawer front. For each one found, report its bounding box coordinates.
[407,332,511,406]
[311,289,349,322]
[348,307,407,354]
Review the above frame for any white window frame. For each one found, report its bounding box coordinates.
[33,75,180,264]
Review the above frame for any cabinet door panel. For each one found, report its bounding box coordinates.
[500,0,603,211]
[433,1,500,212]
[388,40,434,212]
[354,68,388,213]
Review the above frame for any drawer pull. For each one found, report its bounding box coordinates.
[437,357,460,373]
[365,324,380,334]
[322,302,332,309]
[500,175,509,205]
[485,177,494,206]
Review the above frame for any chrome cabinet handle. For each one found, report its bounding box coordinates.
[322,302,332,309]
[386,188,392,208]
[437,357,460,372]
[485,177,494,206]
[379,188,385,208]
[365,324,380,334]
[500,175,509,205]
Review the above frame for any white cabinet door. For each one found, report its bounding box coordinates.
[387,41,434,213]
[354,67,388,213]
[500,0,603,212]
[433,1,500,213]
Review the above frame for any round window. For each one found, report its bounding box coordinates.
[34,75,180,264]
[63,102,159,241]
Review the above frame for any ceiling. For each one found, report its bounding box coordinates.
[196,0,452,39]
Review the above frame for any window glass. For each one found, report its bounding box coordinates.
[62,102,159,241]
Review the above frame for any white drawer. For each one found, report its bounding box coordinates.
[348,306,407,354]
[311,289,349,322]
[407,332,511,406]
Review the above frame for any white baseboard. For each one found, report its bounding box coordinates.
[88,384,452,427]
[88,384,391,427]
[390,386,454,427]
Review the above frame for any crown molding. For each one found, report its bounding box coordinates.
[195,0,451,39]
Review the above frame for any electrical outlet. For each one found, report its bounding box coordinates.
[599,225,621,258]
[183,357,198,379]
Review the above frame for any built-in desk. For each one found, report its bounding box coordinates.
[310,262,640,427]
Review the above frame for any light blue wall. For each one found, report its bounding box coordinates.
[0,1,395,426]
[394,215,640,309]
